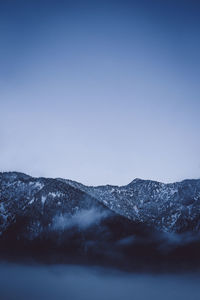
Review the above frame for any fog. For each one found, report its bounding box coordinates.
[0,263,200,300]
[52,207,110,231]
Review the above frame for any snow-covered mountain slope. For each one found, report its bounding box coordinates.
[61,177,200,233]
[0,172,114,238]
[1,171,200,238]
[0,172,153,269]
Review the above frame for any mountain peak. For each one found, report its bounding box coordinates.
[127,178,145,186]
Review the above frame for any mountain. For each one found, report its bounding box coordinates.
[60,177,200,232]
[1,172,200,236]
[0,172,142,236]
[1,171,200,270]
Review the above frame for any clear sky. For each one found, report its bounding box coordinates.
[0,0,200,185]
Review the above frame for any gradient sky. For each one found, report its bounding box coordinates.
[0,0,200,185]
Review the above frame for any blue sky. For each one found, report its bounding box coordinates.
[0,0,200,185]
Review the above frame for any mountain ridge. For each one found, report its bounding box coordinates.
[1,171,200,234]
[1,171,200,269]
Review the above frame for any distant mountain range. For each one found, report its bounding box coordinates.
[1,171,200,270]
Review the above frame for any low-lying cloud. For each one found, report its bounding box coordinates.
[52,207,110,231]
[155,231,200,252]
[1,263,200,300]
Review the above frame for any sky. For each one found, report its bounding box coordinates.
[0,0,200,185]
